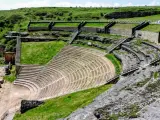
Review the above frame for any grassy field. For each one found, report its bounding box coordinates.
[30,23,50,27]
[21,41,66,65]
[0,6,160,46]
[141,24,160,32]
[54,23,79,27]
[118,14,160,22]
[106,54,122,75]
[14,84,112,120]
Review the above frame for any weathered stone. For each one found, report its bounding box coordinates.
[21,100,44,113]
[105,11,160,19]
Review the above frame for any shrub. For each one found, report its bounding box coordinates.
[5,45,14,52]
[3,66,16,82]
[46,14,54,18]
[67,17,72,21]
[68,12,72,16]
[7,39,16,46]
[100,13,104,17]
[56,17,61,21]
[7,14,23,24]
[35,12,47,16]
[0,57,5,64]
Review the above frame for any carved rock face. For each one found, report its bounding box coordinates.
[21,100,44,113]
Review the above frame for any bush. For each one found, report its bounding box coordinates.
[68,12,72,16]
[67,17,72,21]
[7,39,16,46]
[46,14,54,18]
[35,12,47,16]
[5,45,14,52]
[0,21,5,27]
[7,14,23,24]
[39,16,44,20]
[56,17,61,21]
[100,13,104,17]
[0,57,5,64]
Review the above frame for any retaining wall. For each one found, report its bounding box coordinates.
[81,27,104,33]
[52,27,77,32]
[135,30,160,43]
[21,37,57,42]
[28,27,49,31]
[15,37,21,75]
[109,28,132,37]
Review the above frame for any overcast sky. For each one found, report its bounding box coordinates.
[0,0,160,10]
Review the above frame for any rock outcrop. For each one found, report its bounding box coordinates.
[21,100,44,113]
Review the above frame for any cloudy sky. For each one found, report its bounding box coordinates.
[0,0,160,10]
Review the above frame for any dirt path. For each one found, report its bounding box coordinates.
[0,67,30,119]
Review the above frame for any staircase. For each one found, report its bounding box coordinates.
[78,21,86,30]
[132,21,150,36]
[107,37,133,53]
[105,21,116,33]
[68,30,81,44]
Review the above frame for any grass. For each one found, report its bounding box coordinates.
[99,104,140,119]
[154,72,159,79]
[14,84,112,120]
[118,14,160,22]
[111,24,138,29]
[81,32,123,40]
[30,23,50,27]
[118,104,140,118]
[135,78,150,87]
[21,41,66,65]
[132,39,142,46]
[54,23,79,27]
[141,24,160,32]
[3,65,16,82]
[97,33,124,40]
[105,54,122,75]
[146,79,160,92]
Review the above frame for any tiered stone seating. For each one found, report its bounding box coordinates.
[113,50,139,73]
[138,44,159,62]
[14,45,115,100]
[107,37,132,53]
[14,65,43,98]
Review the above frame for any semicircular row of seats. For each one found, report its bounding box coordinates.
[14,45,115,100]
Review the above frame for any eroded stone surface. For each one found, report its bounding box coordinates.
[65,64,160,120]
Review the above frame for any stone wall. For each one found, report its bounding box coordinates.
[81,27,104,33]
[28,27,49,31]
[52,27,77,32]
[21,37,57,42]
[135,30,160,43]
[105,11,160,19]
[109,28,132,37]
[15,37,21,75]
